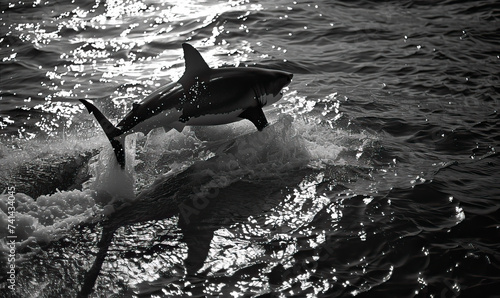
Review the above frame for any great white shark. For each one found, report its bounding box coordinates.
[80,43,293,168]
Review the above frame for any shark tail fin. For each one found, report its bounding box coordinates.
[80,99,126,168]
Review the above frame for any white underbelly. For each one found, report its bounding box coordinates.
[184,109,244,126]
[121,108,244,137]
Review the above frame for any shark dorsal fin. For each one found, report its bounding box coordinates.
[178,43,210,94]
[182,43,210,76]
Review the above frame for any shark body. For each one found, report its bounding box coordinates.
[80,43,293,167]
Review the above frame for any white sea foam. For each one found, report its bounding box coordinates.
[0,189,101,254]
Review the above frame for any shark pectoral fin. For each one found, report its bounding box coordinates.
[239,106,269,131]
[170,121,186,133]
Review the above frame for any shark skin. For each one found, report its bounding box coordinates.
[80,43,293,168]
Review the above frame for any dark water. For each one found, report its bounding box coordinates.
[1,0,499,297]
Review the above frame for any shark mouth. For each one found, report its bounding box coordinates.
[254,85,284,107]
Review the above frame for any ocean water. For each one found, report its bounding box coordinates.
[1,0,499,297]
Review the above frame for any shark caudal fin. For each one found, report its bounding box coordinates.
[80,99,126,168]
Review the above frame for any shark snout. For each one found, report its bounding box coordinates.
[283,73,293,89]
[274,72,293,97]
[277,71,293,89]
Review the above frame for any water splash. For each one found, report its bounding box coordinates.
[0,189,99,255]
[88,134,137,207]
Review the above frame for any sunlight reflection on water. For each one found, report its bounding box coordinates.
[2,0,265,138]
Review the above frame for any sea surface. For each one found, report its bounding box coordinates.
[1,0,499,297]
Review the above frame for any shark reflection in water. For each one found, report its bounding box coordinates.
[77,128,315,297]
